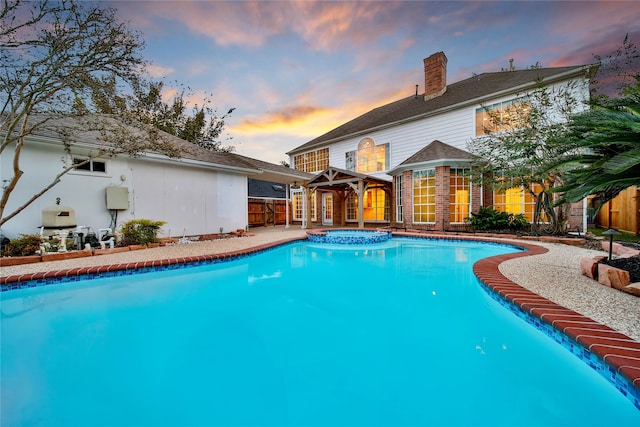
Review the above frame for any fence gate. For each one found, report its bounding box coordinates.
[248,198,289,227]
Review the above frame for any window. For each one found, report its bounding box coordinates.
[73,158,106,173]
[449,168,471,223]
[293,148,329,173]
[346,192,358,221]
[493,181,544,222]
[345,138,389,173]
[395,174,403,223]
[292,192,317,221]
[475,97,531,136]
[345,189,389,222]
[413,169,436,223]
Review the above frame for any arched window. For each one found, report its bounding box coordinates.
[346,138,389,173]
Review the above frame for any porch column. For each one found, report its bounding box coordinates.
[358,179,364,229]
[305,185,313,229]
[285,184,290,229]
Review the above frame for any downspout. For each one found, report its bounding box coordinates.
[582,197,587,236]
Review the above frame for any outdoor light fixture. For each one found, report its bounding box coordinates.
[602,228,621,261]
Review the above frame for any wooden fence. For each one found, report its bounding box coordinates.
[594,186,639,235]
[248,198,290,227]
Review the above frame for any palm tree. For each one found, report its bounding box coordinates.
[549,100,640,210]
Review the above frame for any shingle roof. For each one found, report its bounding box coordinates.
[232,154,315,180]
[19,114,309,177]
[288,64,592,155]
[399,140,475,165]
[388,140,477,176]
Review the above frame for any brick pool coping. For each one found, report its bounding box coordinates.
[2,232,639,404]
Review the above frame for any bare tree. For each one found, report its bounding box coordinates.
[0,0,182,227]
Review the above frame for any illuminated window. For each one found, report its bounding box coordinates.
[345,138,389,173]
[345,189,389,222]
[396,175,403,223]
[449,168,471,223]
[292,192,317,221]
[475,97,531,136]
[346,192,358,221]
[293,148,329,173]
[413,169,436,223]
[493,181,544,222]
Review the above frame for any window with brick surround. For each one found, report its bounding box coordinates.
[413,169,436,223]
[493,180,544,222]
[396,174,403,223]
[450,168,471,223]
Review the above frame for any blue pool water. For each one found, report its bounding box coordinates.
[1,238,639,426]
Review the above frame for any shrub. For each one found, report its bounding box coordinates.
[119,219,166,246]
[468,206,529,232]
[1,234,44,257]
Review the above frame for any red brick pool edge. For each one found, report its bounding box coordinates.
[2,233,639,398]
[467,236,640,396]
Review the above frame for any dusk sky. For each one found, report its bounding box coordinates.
[107,1,640,165]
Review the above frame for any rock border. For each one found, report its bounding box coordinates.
[580,241,640,297]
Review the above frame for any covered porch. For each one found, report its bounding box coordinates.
[299,167,393,229]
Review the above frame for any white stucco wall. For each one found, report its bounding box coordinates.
[1,140,249,239]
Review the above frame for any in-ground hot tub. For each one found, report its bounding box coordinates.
[306,229,392,245]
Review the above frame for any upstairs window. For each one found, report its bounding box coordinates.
[475,97,531,136]
[293,148,329,173]
[345,138,389,173]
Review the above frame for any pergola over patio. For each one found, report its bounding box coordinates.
[303,166,392,229]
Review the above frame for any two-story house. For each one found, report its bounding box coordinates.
[287,52,594,232]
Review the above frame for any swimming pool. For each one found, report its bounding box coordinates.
[2,237,639,426]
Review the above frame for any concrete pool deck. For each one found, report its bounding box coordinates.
[2,226,639,400]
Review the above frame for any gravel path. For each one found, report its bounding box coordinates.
[499,241,640,341]
[2,227,638,341]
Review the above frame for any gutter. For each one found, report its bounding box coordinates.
[388,158,475,175]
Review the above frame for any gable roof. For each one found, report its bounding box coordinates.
[388,140,476,175]
[288,64,593,155]
[15,114,311,182]
[307,166,391,190]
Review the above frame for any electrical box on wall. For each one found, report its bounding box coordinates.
[105,186,129,210]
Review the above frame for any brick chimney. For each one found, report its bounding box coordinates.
[424,52,447,101]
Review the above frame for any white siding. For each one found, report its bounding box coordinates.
[1,140,249,239]
[325,77,591,179]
